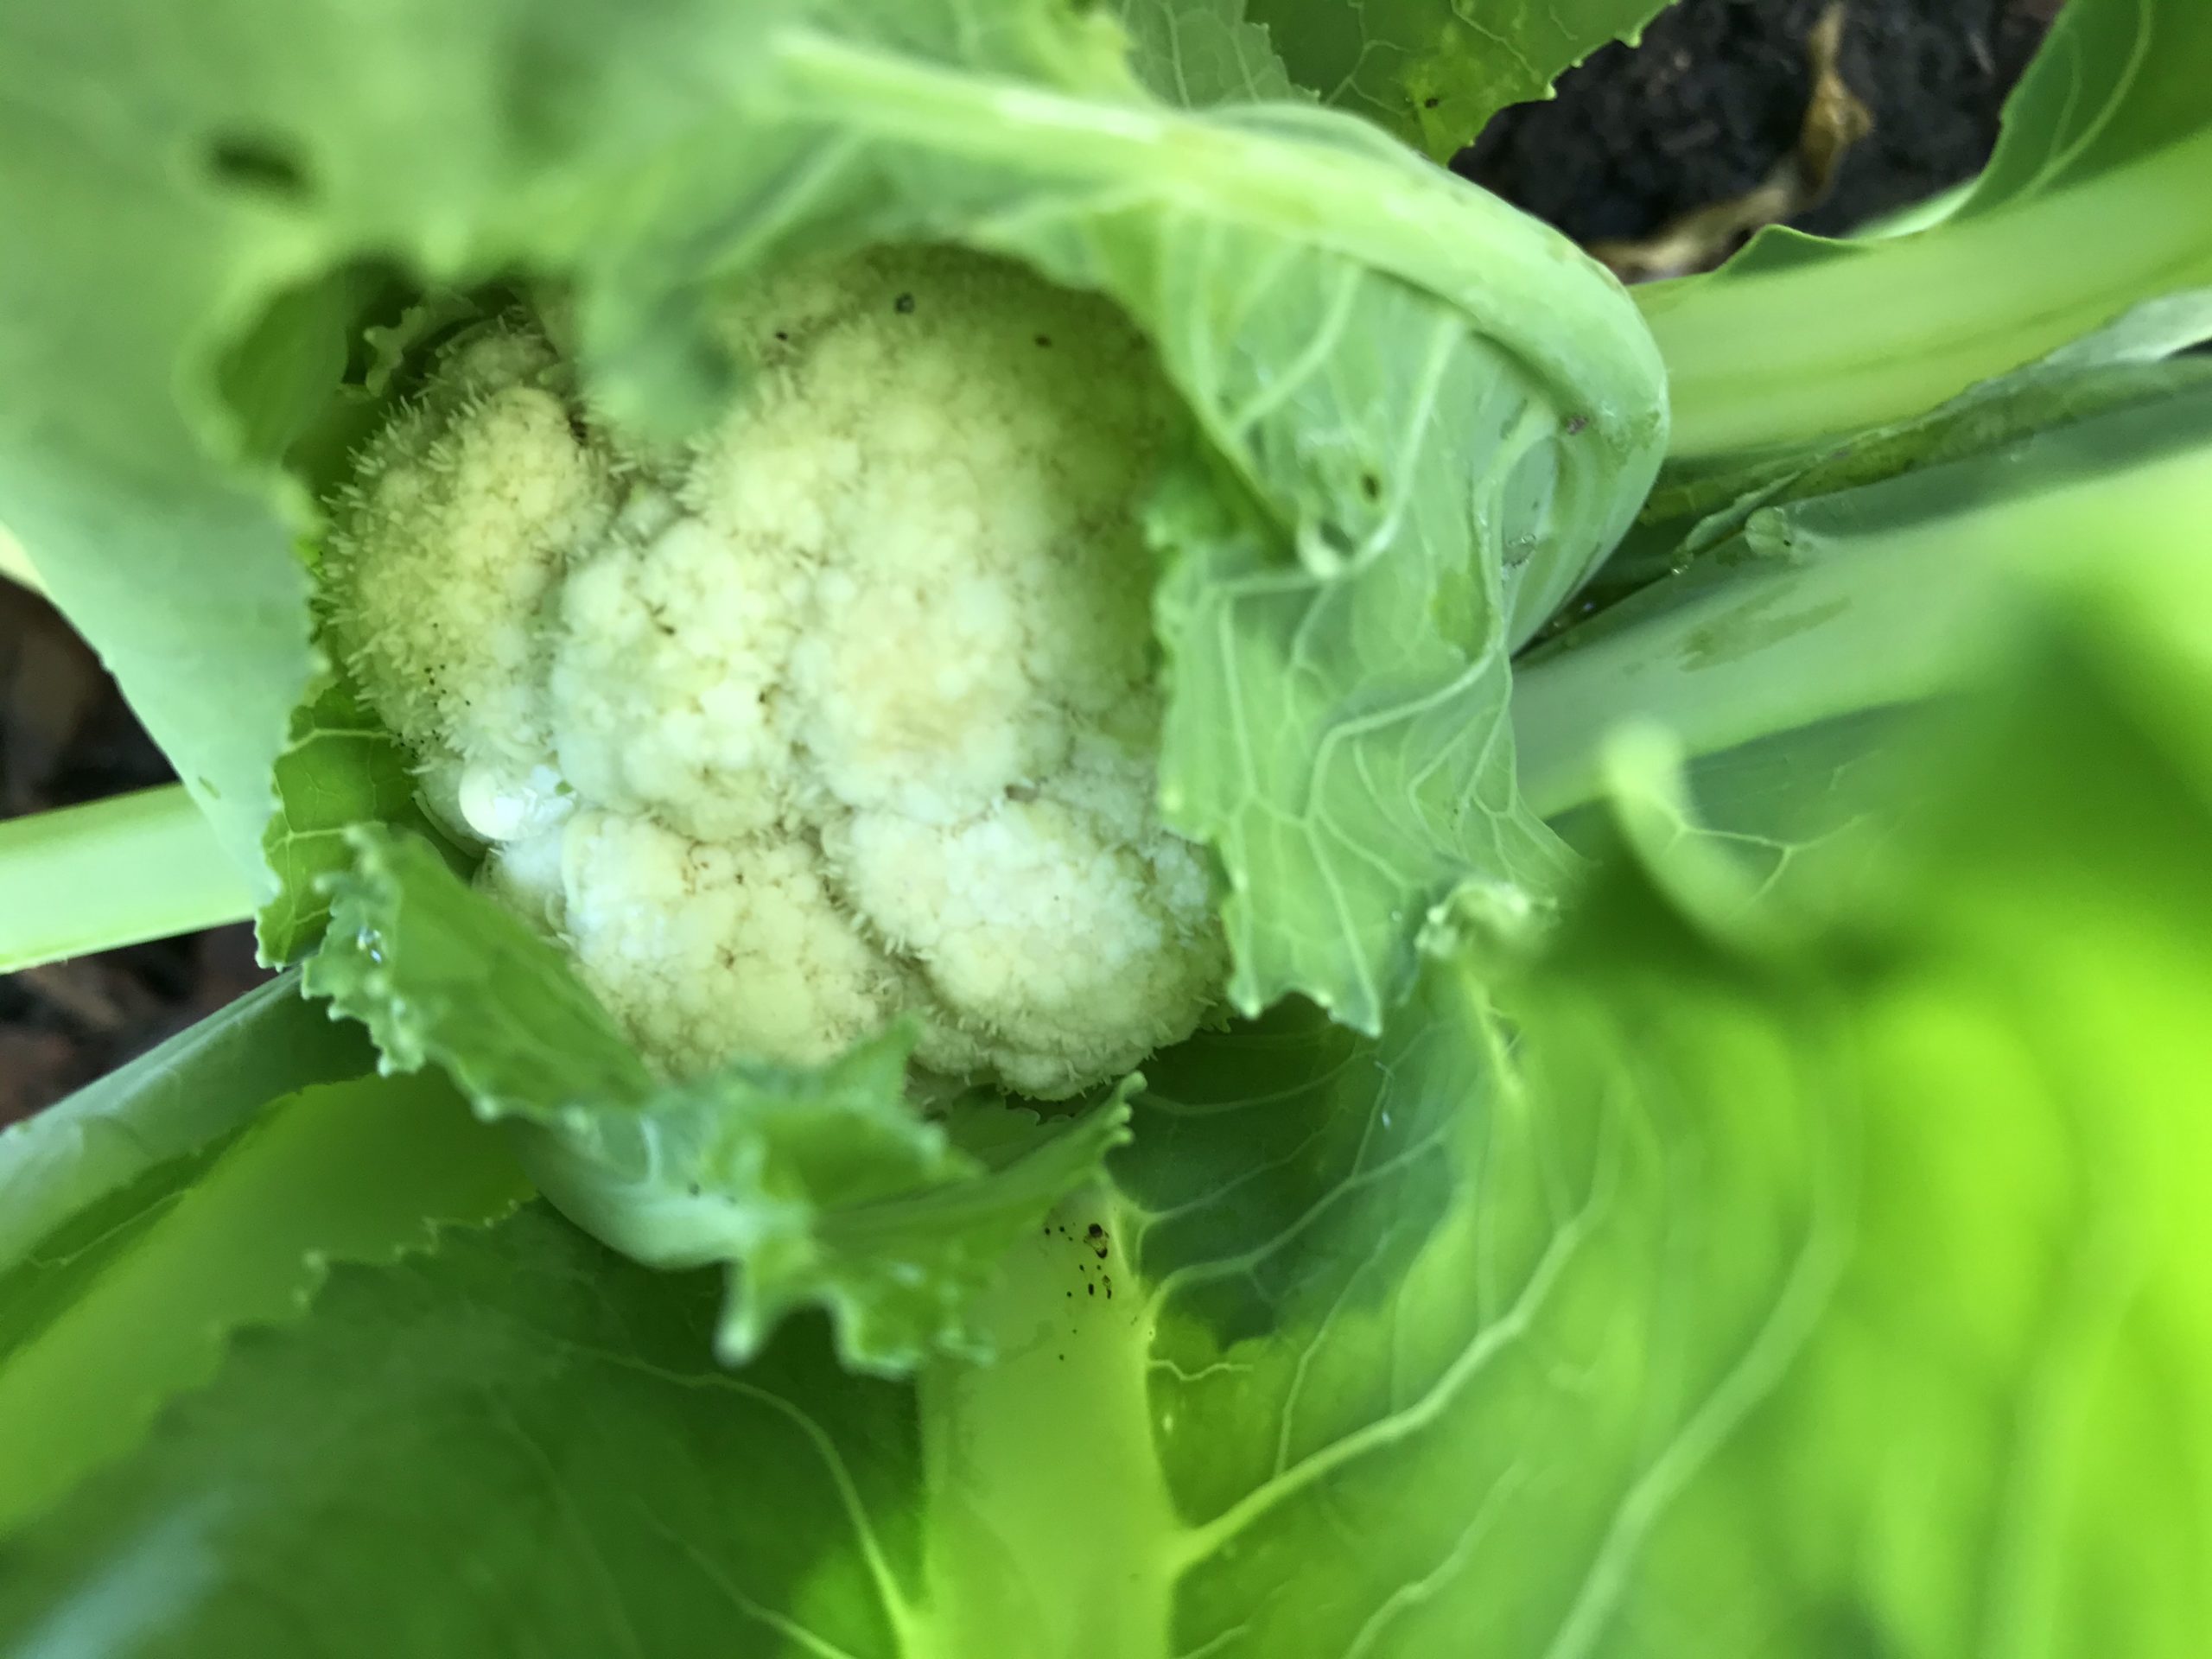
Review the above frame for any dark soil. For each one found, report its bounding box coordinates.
[0,0,2067,1126]
[1460,0,2064,251]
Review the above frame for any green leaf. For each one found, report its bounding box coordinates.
[0,1207,929,1659]
[213,264,392,473]
[0,948,1497,1659]
[1106,0,1301,105]
[1642,0,2212,458]
[308,825,1133,1372]
[1961,0,2212,213]
[258,676,459,963]
[1230,0,1673,159]
[1504,566,2212,1656]
[1112,535,2212,1656]
[0,969,374,1271]
[525,1051,1139,1374]
[305,829,653,1103]
[0,1071,529,1538]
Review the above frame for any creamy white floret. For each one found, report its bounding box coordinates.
[325,333,613,783]
[327,247,1225,1096]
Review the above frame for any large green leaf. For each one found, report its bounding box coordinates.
[0,0,1662,1034]
[0,1208,928,1659]
[305,825,1133,1373]
[1641,0,2212,458]
[0,970,373,1270]
[0,1072,529,1539]
[1568,573,2212,1656]
[0,953,1497,1659]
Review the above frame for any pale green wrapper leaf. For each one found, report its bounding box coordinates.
[305,824,1133,1373]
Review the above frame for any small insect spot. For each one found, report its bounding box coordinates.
[1087,1283,1096,1296]
[893,292,916,315]
[1422,96,1441,110]
[1035,334,1053,347]
[1086,1223,1109,1260]
[1359,472,1381,501]
[1565,415,1590,435]
[773,330,791,343]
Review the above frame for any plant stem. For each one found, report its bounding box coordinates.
[1514,398,2212,821]
[912,1184,1180,1659]
[1643,128,2212,459]
[0,785,257,972]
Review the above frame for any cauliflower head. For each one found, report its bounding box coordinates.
[324,246,1227,1097]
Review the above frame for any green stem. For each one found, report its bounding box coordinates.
[1513,400,2212,821]
[1642,128,2212,459]
[0,785,257,972]
[911,1183,1180,1659]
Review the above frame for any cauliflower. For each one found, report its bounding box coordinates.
[324,246,1226,1097]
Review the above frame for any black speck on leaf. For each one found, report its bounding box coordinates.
[1035,334,1052,347]
[1566,415,1590,435]
[1087,1283,1095,1296]
[1359,472,1381,501]
[893,292,916,315]
[1423,96,1440,110]
[204,131,314,200]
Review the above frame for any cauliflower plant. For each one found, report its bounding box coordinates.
[323,247,1227,1097]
